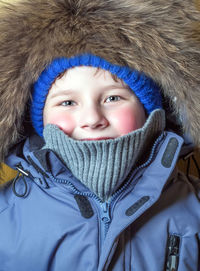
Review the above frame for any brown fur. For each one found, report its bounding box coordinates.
[0,0,200,161]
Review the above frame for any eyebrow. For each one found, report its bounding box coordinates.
[49,84,130,99]
[49,90,75,99]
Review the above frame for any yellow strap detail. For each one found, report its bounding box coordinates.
[0,163,18,184]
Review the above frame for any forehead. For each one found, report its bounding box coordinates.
[51,66,125,89]
[45,66,141,106]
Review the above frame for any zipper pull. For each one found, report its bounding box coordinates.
[12,164,29,198]
[16,165,29,177]
[165,234,180,271]
[102,202,111,224]
[100,202,111,241]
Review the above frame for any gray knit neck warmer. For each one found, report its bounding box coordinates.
[43,109,165,202]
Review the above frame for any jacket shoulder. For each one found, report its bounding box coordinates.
[180,171,200,194]
[172,170,200,203]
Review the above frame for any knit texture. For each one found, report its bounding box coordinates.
[31,54,162,137]
[43,109,165,202]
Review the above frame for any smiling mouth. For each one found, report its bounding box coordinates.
[80,137,114,141]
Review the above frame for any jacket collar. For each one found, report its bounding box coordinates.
[5,131,184,197]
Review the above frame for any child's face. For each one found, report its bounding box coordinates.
[43,67,146,140]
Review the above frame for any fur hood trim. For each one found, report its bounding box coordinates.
[0,0,200,161]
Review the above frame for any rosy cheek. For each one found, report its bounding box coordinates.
[45,112,76,136]
[110,107,144,136]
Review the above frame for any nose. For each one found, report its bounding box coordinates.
[80,105,109,129]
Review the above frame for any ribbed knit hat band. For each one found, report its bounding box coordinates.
[31,54,162,137]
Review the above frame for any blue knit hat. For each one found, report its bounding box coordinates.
[31,54,162,137]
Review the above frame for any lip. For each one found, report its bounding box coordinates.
[80,137,114,141]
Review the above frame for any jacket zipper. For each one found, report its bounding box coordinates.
[96,132,165,250]
[100,202,111,246]
[98,132,166,249]
[47,132,166,249]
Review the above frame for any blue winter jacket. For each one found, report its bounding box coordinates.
[0,131,200,271]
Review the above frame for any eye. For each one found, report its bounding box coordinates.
[105,96,121,103]
[61,100,76,106]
